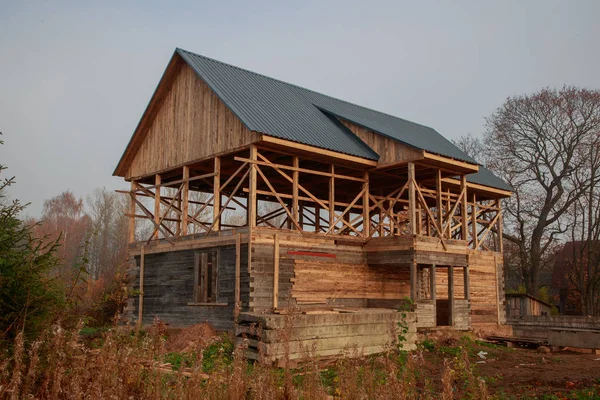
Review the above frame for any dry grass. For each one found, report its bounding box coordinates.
[0,320,491,399]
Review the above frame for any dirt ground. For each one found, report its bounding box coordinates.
[477,346,600,397]
[418,331,600,398]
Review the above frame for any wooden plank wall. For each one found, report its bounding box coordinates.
[127,245,249,331]
[338,118,423,166]
[468,252,504,325]
[127,63,261,179]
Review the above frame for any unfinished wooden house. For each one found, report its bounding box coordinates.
[114,48,512,360]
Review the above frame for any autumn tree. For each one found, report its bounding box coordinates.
[480,87,600,296]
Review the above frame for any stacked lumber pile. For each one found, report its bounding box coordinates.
[235,309,417,366]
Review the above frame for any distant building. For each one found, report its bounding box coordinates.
[505,293,552,317]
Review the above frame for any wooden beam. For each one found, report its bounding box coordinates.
[408,162,416,235]
[497,199,504,253]
[436,169,443,239]
[464,266,470,301]
[273,233,279,309]
[181,167,189,235]
[410,261,417,301]
[248,146,257,228]
[422,151,479,173]
[471,193,478,250]
[448,266,454,327]
[137,245,145,330]
[153,174,161,239]
[129,181,136,242]
[461,175,468,241]
[235,232,241,317]
[260,135,378,167]
[362,171,370,238]
[329,165,338,228]
[292,156,299,230]
[442,177,512,198]
[430,264,437,326]
[213,157,221,231]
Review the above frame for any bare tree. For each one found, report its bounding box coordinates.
[562,139,600,315]
[483,86,600,295]
[87,188,128,279]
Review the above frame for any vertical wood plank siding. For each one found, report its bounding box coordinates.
[128,64,260,179]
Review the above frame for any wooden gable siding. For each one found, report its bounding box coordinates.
[127,63,261,179]
[338,118,423,166]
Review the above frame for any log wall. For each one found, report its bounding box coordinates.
[126,245,249,331]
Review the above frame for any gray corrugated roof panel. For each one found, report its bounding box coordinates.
[176,48,509,191]
[466,166,512,192]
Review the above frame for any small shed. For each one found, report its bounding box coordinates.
[506,293,553,317]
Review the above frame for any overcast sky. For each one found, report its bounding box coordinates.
[1,0,600,216]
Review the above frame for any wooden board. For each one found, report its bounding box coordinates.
[127,62,261,179]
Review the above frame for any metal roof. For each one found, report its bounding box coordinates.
[176,48,510,191]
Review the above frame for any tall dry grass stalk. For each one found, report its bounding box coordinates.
[1,317,491,399]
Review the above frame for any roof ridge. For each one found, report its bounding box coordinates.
[176,48,436,133]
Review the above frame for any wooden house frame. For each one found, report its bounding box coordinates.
[114,48,511,359]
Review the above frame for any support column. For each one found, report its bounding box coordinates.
[315,205,321,233]
[129,181,136,243]
[273,233,279,309]
[137,245,145,330]
[448,266,454,327]
[153,174,161,240]
[497,199,504,253]
[213,157,221,231]
[430,264,437,326]
[410,261,418,301]
[408,162,416,235]
[436,169,443,238]
[235,232,241,316]
[362,171,370,238]
[461,175,468,241]
[292,156,299,230]
[329,164,335,232]
[471,193,478,249]
[181,166,189,236]
[464,266,470,300]
[248,146,257,228]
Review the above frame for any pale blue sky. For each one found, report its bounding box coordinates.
[2,0,599,215]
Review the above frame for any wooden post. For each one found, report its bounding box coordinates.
[329,164,335,232]
[497,199,504,253]
[362,171,370,238]
[181,166,189,236]
[464,266,470,300]
[129,181,136,243]
[235,232,241,316]
[448,266,454,327]
[248,146,257,228]
[273,233,279,309]
[436,169,443,239]
[292,156,299,230]
[431,264,437,326]
[213,157,221,231]
[471,193,478,249]
[446,188,452,238]
[315,205,321,233]
[299,203,304,231]
[153,174,161,240]
[137,245,145,330]
[408,162,416,235]
[410,261,418,301]
[461,175,468,241]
